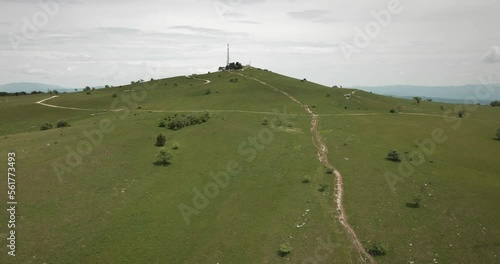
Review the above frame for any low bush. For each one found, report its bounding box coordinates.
[387,150,402,162]
[166,112,211,131]
[40,122,53,130]
[302,176,311,183]
[261,117,269,125]
[56,120,70,128]
[277,243,292,257]
[368,241,387,256]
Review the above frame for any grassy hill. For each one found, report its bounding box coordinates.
[0,68,499,263]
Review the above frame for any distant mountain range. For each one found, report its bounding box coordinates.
[0,82,77,93]
[354,84,500,105]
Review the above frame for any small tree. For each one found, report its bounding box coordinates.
[457,110,466,118]
[112,92,117,98]
[53,90,59,95]
[156,134,166,147]
[490,100,500,107]
[156,148,173,165]
[387,150,402,162]
[496,128,500,140]
[318,184,328,192]
[413,97,422,105]
[158,120,167,128]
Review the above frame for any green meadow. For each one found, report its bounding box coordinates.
[0,68,499,263]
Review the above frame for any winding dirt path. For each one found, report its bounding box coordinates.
[240,73,375,264]
[36,96,122,112]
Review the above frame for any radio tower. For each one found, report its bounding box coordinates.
[226,43,230,68]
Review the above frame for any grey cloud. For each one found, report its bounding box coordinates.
[169,26,247,37]
[287,10,338,23]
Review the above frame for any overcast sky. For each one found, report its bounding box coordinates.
[1,0,499,88]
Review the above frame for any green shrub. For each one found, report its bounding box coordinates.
[166,112,211,131]
[156,148,173,165]
[86,91,91,95]
[112,92,117,98]
[172,142,179,150]
[229,78,239,83]
[390,108,397,113]
[302,176,311,183]
[261,117,269,125]
[159,120,167,128]
[318,184,328,192]
[277,243,292,257]
[56,120,70,128]
[156,134,166,147]
[496,128,500,140]
[458,110,466,118]
[325,168,333,174]
[368,241,388,256]
[40,122,53,131]
[205,89,211,95]
[387,150,402,162]
[412,195,422,208]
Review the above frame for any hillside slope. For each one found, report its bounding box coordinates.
[0,68,499,263]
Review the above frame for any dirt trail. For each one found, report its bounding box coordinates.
[241,73,375,264]
[36,96,122,112]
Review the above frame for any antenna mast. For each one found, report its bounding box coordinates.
[226,43,230,67]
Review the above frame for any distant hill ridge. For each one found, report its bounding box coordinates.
[354,84,500,104]
[0,82,77,93]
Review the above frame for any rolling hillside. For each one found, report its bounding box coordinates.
[0,68,499,263]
